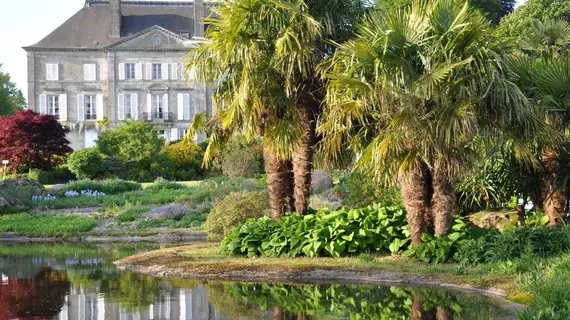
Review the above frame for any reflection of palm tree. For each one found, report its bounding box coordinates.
[412,297,437,320]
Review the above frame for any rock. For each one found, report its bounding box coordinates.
[467,209,520,231]
[141,203,191,220]
[311,171,334,194]
[47,184,67,194]
[0,197,10,208]
[0,178,46,195]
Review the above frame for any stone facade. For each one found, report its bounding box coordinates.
[23,0,211,150]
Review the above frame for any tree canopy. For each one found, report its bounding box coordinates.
[498,0,570,39]
[0,65,26,115]
[96,120,164,161]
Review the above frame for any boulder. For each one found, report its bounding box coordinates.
[311,171,334,194]
[141,203,191,220]
[47,184,67,194]
[467,209,521,231]
[0,197,10,208]
[0,178,45,195]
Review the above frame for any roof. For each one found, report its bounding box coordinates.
[24,1,199,50]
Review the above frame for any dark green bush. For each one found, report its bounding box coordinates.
[126,154,176,182]
[28,165,76,185]
[56,179,142,196]
[206,191,270,241]
[102,156,126,179]
[221,205,410,257]
[341,172,401,208]
[67,148,105,179]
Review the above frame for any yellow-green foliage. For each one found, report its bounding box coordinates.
[205,191,269,241]
[163,141,204,180]
[164,141,203,167]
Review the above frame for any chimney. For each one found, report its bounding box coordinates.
[110,0,122,38]
[194,0,205,37]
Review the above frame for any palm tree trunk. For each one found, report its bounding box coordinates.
[286,160,295,213]
[293,103,316,214]
[542,147,567,226]
[436,308,453,320]
[430,173,454,235]
[400,164,431,246]
[264,149,293,222]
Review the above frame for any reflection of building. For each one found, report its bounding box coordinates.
[57,285,227,320]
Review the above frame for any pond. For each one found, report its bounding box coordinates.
[0,243,517,320]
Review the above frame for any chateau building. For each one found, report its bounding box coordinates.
[23,0,212,150]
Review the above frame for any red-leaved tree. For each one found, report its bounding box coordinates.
[0,110,72,170]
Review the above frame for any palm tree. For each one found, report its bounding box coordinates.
[290,0,367,214]
[185,0,321,220]
[512,19,570,225]
[186,0,367,217]
[319,0,546,244]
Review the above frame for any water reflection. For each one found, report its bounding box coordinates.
[0,243,513,320]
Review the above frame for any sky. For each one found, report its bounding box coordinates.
[0,0,527,107]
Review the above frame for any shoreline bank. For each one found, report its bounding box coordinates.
[113,243,527,314]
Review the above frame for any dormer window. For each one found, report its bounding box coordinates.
[181,31,190,39]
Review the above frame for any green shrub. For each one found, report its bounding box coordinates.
[218,136,264,178]
[221,148,263,178]
[102,156,126,179]
[454,226,570,265]
[404,219,492,264]
[221,205,410,257]
[97,120,164,161]
[145,177,188,192]
[67,148,105,179]
[163,141,204,180]
[126,154,175,182]
[206,191,270,241]
[28,165,76,185]
[57,179,142,196]
[341,172,401,208]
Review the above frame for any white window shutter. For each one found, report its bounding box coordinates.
[83,64,89,81]
[59,94,67,121]
[118,93,125,120]
[171,63,178,80]
[132,93,139,120]
[39,94,47,114]
[147,93,152,120]
[77,94,85,121]
[177,93,184,120]
[146,63,152,80]
[96,94,104,120]
[184,93,191,120]
[46,65,51,81]
[171,128,178,141]
[54,64,59,81]
[162,63,169,80]
[118,63,125,80]
[163,93,169,113]
[135,63,143,80]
